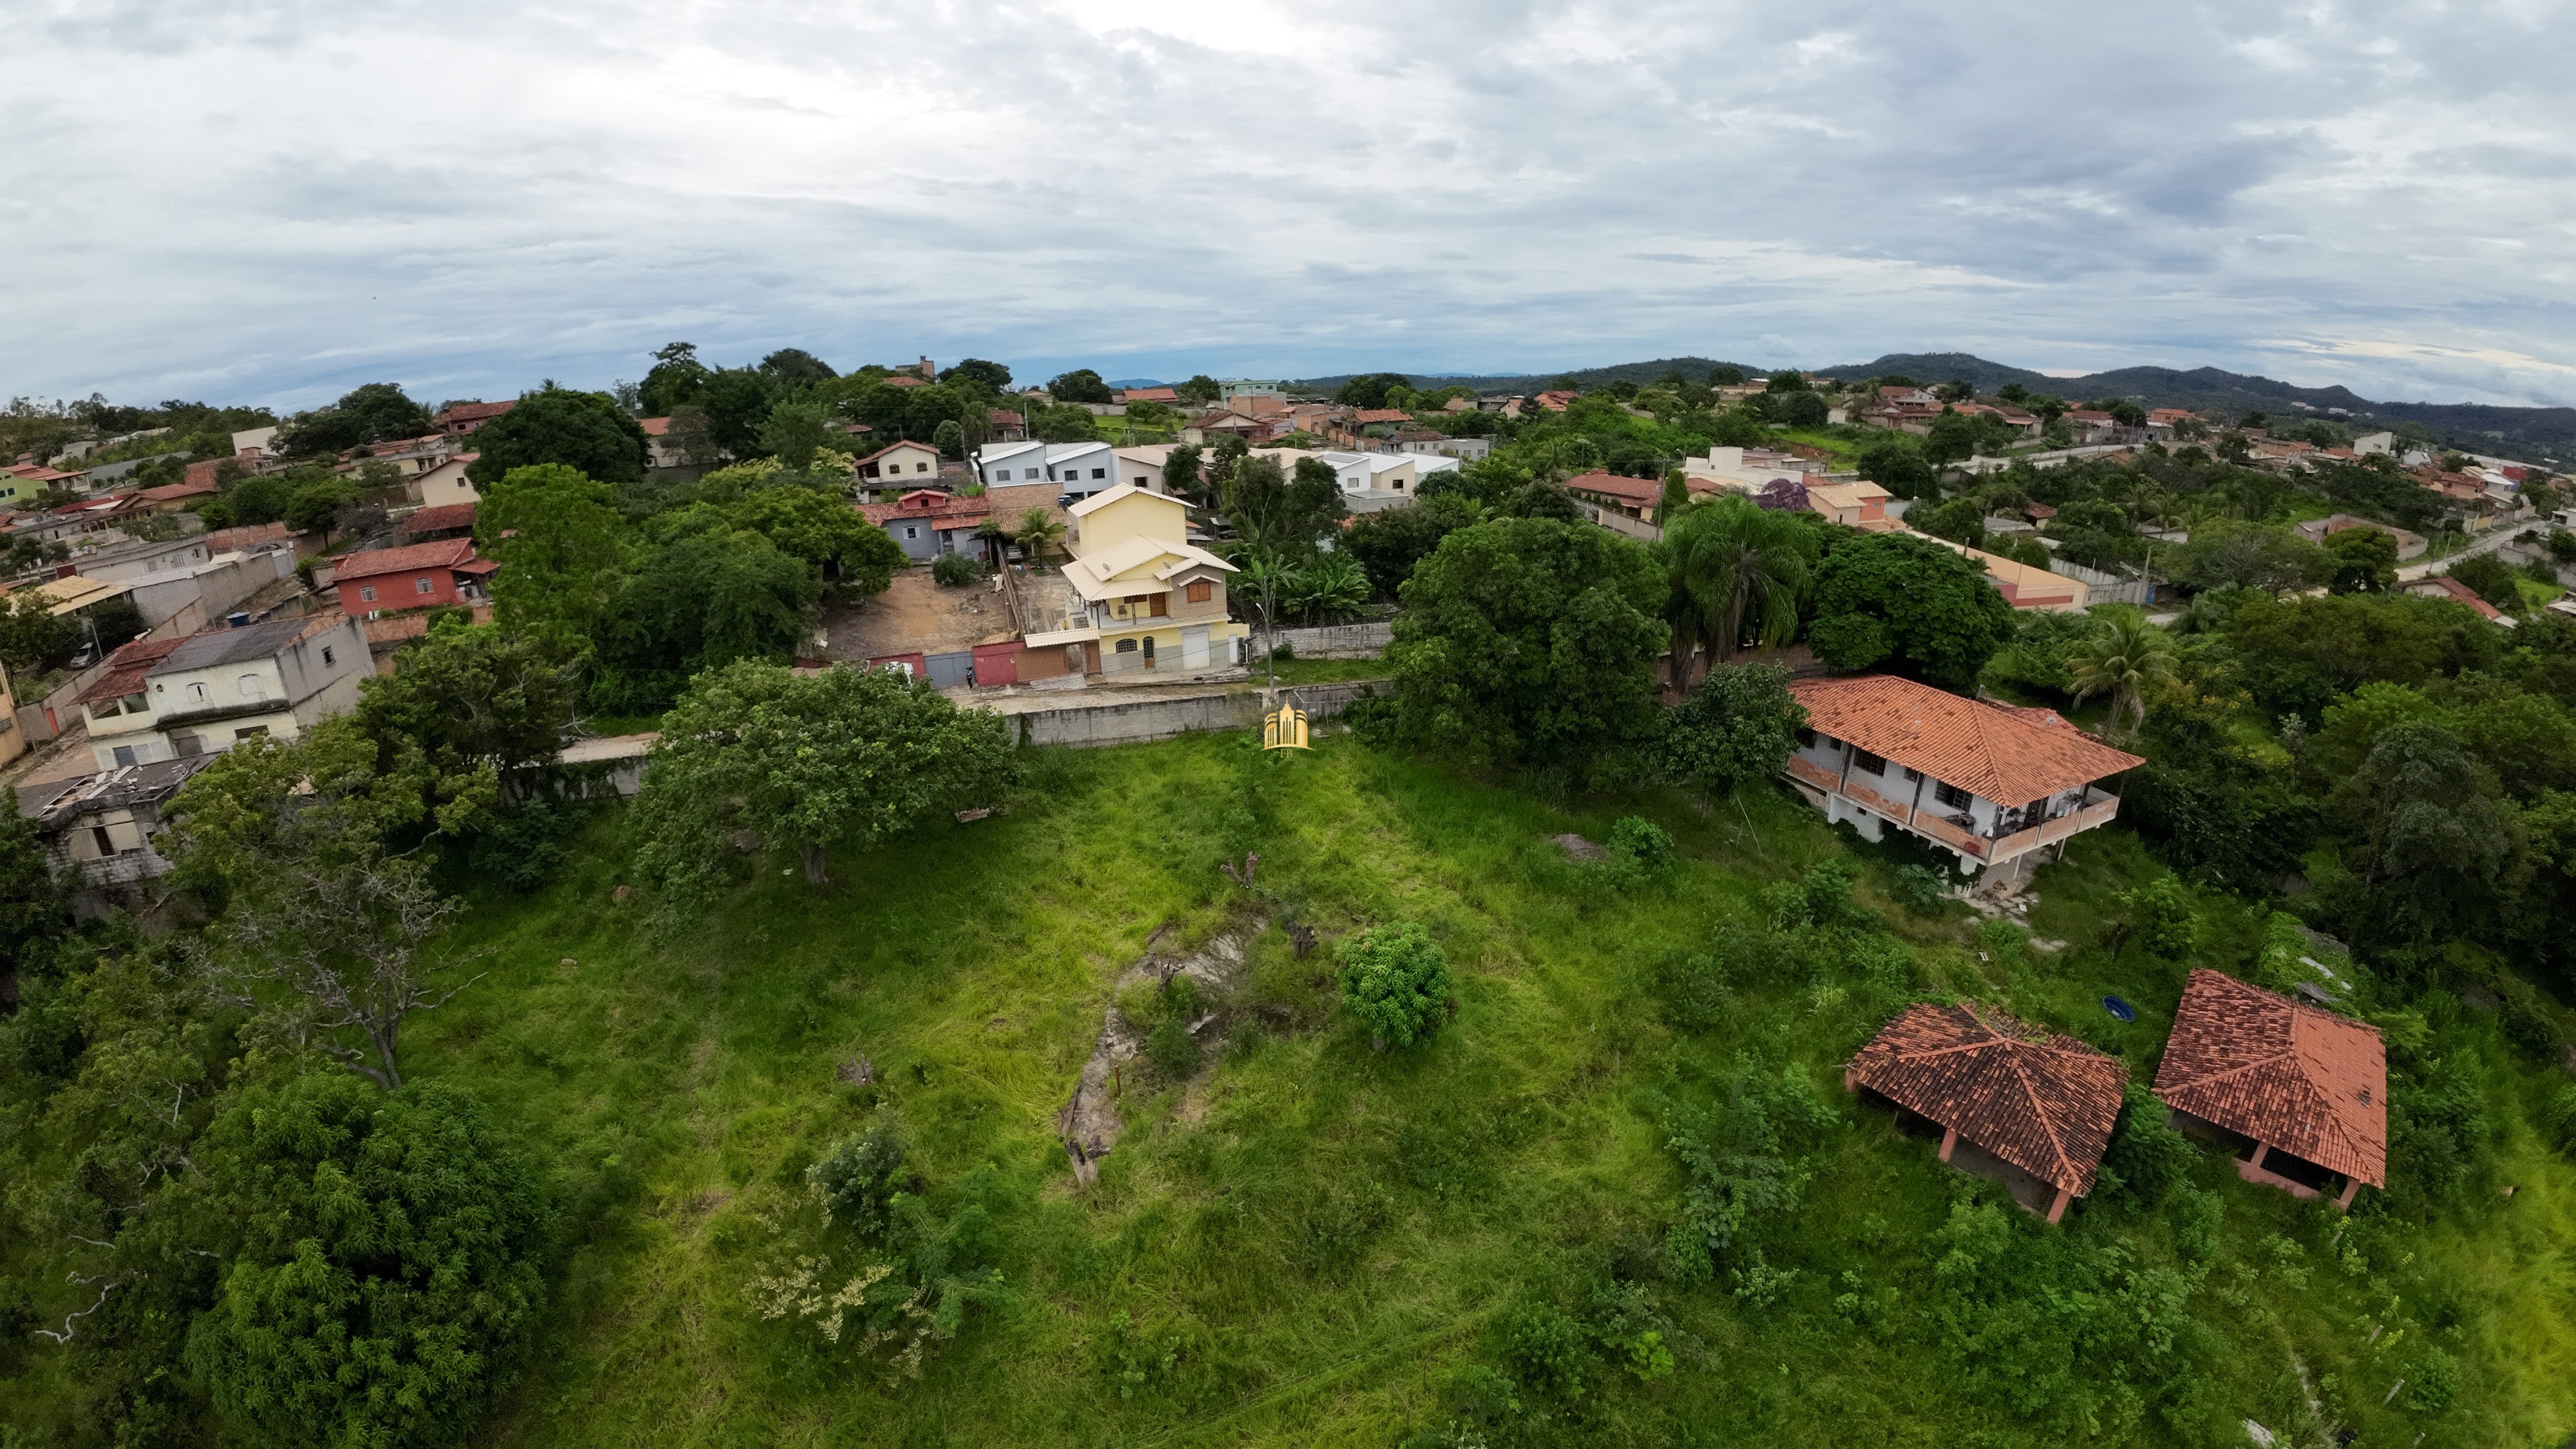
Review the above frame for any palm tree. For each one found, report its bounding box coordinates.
[1012,507,1067,562]
[1658,496,1815,690]
[2065,607,2177,734]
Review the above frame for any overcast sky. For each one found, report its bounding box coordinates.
[5,1,2571,413]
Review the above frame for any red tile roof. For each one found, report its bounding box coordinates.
[2153,969,2386,1186]
[1788,674,2143,804]
[859,490,992,527]
[1351,408,1413,424]
[438,401,513,424]
[1846,1001,2127,1197]
[330,538,476,582]
[404,502,477,535]
[883,375,929,388]
[136,480,218,503]
[1563,471,1661,504]
[639,416,671,436]
[1118,387,1178,403]
[77,638,186,706]
[2409,574,2503,620]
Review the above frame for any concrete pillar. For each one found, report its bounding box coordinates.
[2335,1177,2361,1210]
[2046,1188,2070,1225]
[2247,1142,2269,1173]
[1938,1126,1958,1162]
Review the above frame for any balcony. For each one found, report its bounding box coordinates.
[1985,793,2119,863]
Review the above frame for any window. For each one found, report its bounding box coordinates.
[187,683,207,703]
[1024,468,1038,479]
[237,674,264,699]
[916,461,930,472]
[415,576,434,594]
[1115,638,1138,652]
[171,732,202,757]
[905,526,919,539]
[359,585,377,601]
[111,746,137,767]
[233,726,269,741]
[321,646,336,667]
[1185,580,1212,603]
[1795,728,1816,748]
[91,826,115,857]
[1933,781,1972,810]
[1091,467,1105,478]
[1851,749,1886,776]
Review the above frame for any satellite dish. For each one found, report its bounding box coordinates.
[2103,994,2136,1022]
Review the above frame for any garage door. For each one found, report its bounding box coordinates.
[924,650,975,688]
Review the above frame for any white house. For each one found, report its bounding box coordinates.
[1314,450,1459,511]
[1780,674,2142,883]
[973,440,1120,500]
[79,614,370,770]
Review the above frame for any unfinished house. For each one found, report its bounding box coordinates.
[2153,969,2387,1209]
[1783,674,2143,882]
[1846,1001,2128,1223]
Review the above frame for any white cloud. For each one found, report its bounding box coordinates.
[1,0,2572,409]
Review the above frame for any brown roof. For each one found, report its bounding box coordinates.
[439,401,513,424]
[135,480,219,503]
[330,538,476,582]
[989,408,1024,428]
[2153,969,2386,1186]
[1788,674,2143,804]
[852,441,938,467]
[2409,574,2503,620]
[77,637,186,705]
[405,503,477,535]
[859,491,991,527]
[1563,470,1661,504]
[1351,408,1413,424]
[203,521,291,551]
[1847,1001,2127,1197]
[1119,387,1178,403]
[639,416,671,436]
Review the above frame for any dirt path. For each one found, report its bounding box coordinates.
[1057,925,1254,1187]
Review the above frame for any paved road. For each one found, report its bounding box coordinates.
[2397,526,2520,582]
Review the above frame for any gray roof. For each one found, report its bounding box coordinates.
[16,757,214,826]
[152,616,321,674]
[81,453,189,483]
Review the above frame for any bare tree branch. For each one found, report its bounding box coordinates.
[32,1274,117,1344]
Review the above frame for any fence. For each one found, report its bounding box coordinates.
[1263,621,1393,659]
[1014,679,1386,750]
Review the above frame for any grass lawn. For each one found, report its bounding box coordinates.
[2516,576,2565,611]
[402,732,2575,1447]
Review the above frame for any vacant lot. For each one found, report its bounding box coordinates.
[397,730,2572,1447]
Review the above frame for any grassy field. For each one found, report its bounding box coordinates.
[402,730,2574,1448]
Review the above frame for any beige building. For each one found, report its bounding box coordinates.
[408,455,481,507]
[80,614,371,768]
[1026,486,1250,674]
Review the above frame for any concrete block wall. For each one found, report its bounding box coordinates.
[1014,679,1385,749]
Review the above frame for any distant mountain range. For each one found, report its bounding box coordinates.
[1283,353,2576,466]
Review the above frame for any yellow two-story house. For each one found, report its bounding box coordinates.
[1030,485,1250,674]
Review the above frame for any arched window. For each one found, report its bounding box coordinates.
[1115,638,1138,652]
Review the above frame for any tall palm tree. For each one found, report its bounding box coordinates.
[1012,507,1067,562]
[2065,607,2177,735]
[1659,496,1815,690]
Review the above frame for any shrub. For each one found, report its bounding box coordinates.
[1340,922,1451,1049]
[1606,815,1674,875]
[1146,1016,1199,1079]
[2098,1082,2197,1208]
[931,551,982,586]
[2405,1346,2461,1412]
[1888,863,1951,914]
[1502,1301,1595,1401]
[2116,875,2197,958]
[2547,1083,2576,1155]
[807,1121,911,1236]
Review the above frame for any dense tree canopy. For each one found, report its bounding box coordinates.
[632,660,1013,892]
[1806,531,2015,690]
[1344,493,1480,599]
[278,383,434,458]
[1386,517,1668,767]
[186,1073,549,1449]
[463,388,649,488]
[1047,369,1114,405]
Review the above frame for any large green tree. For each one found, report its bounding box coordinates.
[1221,455,1348,679]
[2168,520,2333,595]
[1660,661,1806,799]
[694,368,785,459]
[2323,526,2399,593]
[1344,493,1480,599]
[478,463,634,640]
[1047,369,1114,405]
[1853,435,1938,500]
[1386,517,1668,766]
[631,660,1013,891]
[945,358,1013,393]
[186,1073,548,1449]
[278,383,434,458]
[463,387,649,488]
[1806,531,2015,690]
[639,341,711,417]
[725,486,906,594]
[759,347,838,388]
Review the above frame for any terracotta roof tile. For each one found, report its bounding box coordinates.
[2153,969,2386,1186]
[1789,674,2142,804]
[76,637,186,706]
[329,538,476,582]
[404,503,477,535]
[1846,1001,2127,1196]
